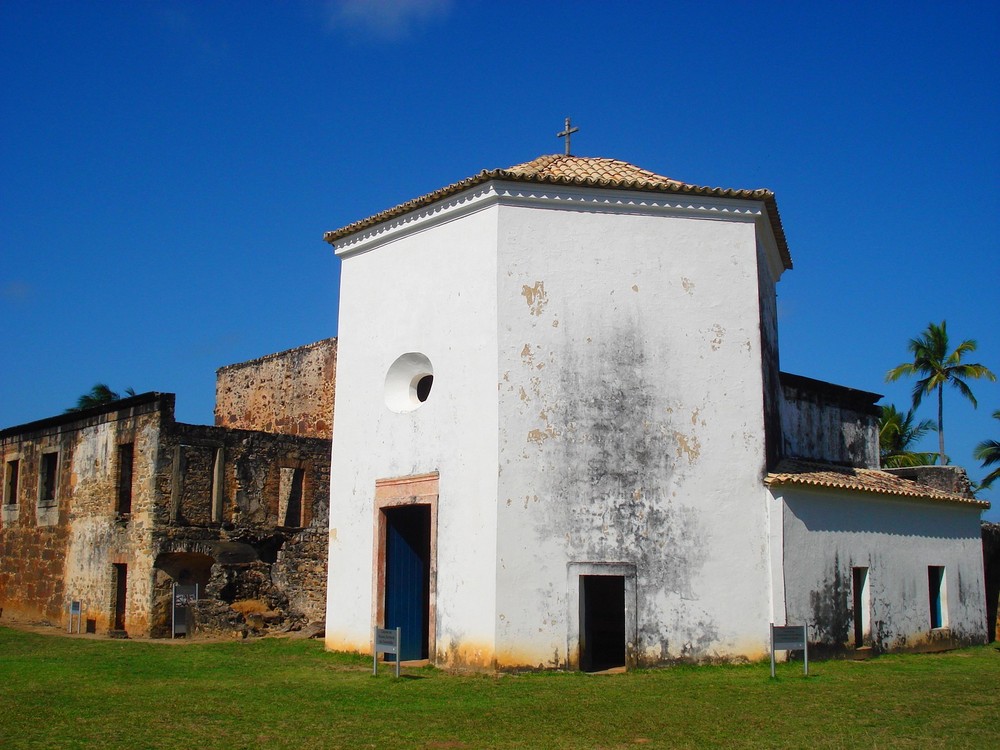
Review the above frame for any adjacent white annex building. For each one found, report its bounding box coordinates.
[323,154,989,670]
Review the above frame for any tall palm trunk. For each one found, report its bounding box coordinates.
[938,384,946,464]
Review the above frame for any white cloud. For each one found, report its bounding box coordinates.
[324,0,453,41]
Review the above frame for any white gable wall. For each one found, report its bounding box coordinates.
[325,203,501,663]
[494,194,776,665]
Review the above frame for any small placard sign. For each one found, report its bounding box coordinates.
[67,601,82,634]
[172,584,199,638]
[373,626,401,678]
[770,623,809,678]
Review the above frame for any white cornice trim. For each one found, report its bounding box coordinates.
[334,180,769,258]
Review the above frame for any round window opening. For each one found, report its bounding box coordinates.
[416,374,433,402]
[384,353,434,413]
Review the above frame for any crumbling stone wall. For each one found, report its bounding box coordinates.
[214,338,337,439]
[150,421,331,637]
[0,396,164,633]
[884,466,975,498]
[1,391,331,639]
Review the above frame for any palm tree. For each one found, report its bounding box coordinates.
[65,383,137,413]
[974,409,1000,489]
[879,404,937,468]
[885,320,995,465]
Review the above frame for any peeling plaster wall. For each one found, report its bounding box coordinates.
[0,399,163,632]
[780,377,880,468]
[778,487,988,651]
[215,338,337,439]
[325,202,501,666]
[63,414,160,635]
[1,395,331,638]
[494,202,777,666]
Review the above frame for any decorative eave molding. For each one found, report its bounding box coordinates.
[332,179,777,260]
[333,183,499,258]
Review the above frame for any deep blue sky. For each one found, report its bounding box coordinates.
[2,1,998,518]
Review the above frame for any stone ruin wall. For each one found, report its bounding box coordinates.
[883,465,975,497]
[150,421,331,638]
[0,397,165,633]
[214,338,337,439]
[1,394,332,640]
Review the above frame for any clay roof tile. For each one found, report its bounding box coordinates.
[324,154,792,269]
[765,459,990,509]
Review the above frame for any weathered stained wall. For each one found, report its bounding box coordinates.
[1,392,331,638]
[780,373,881,469]
[884,466,975,497]
[777,486,988,652]
[150,420,331,635]
[325,179,789,668]
[1,396,165,633]
[494,196,780,667]
[215,338,337,439]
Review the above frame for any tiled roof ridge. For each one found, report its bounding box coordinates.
[765,458,990,508]
[323,155,792,269]
[501,154,683,186]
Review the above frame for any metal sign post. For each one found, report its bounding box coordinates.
[373,626,402,678]
[770,623,809,678]
[67,601,82,634]
[171,584,199,638]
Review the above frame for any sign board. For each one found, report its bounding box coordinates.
[67,601,82,634]
[770,623,808,678]
[172,584,199,638]
[373,626,402,678]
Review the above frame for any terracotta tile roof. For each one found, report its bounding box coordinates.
[765,459,990,509]
[503,154,685,188]
[323,154,792,269]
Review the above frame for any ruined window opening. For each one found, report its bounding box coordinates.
[852,566,870,647]
[928,566,947,629]
[279,467,305,527]
[38,452,58,507]
[210,447,224,523]
[116,443,134,516]
[3,459,19,505]
[112,563,128,632]
[580,575,626,672]
[416,375,433,403]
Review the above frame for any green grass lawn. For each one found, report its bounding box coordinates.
[0,627,997,749]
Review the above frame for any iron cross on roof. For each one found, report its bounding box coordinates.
[557,117,579,156]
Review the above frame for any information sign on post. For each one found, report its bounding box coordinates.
[67,601,82,634]
[770,623,809,678]
[172,584,199,638]
[373,626,402,678]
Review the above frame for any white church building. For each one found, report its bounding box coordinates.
[323,154,989,670]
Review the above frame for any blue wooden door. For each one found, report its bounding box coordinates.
[384,505,430,660]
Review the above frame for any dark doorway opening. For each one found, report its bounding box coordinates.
[852,566,869,647]
[112,563,128,632]
[580,575,626,672]
[928,566,945,629]
[383,505,431,661]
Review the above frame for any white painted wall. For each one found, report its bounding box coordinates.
[326,179,789,666]
[494,196,778,666]
[777,486,988,649]
[325,200,501,665]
